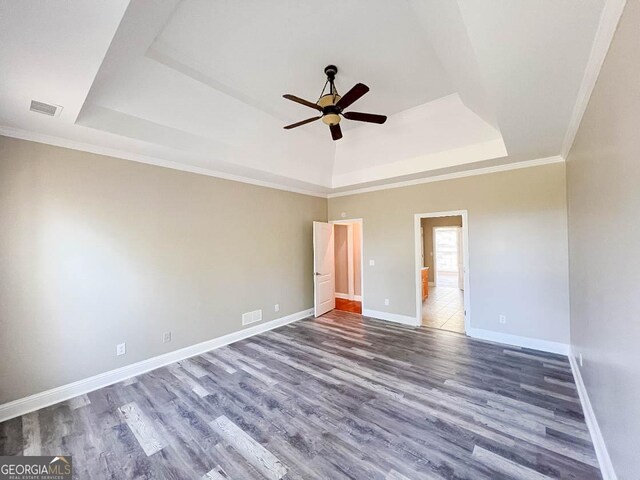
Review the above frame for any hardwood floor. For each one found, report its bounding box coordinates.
[335,298,362,314]
[0,311,600,479]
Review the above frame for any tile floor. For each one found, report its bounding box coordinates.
[422,286,465,333]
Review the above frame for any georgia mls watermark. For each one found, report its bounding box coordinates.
[0,456,72,480]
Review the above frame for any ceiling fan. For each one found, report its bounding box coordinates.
[283,65,387,141]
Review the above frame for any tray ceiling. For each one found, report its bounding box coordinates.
[0,0,607,194]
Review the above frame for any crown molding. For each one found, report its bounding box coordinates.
[561,0,627,158]
[327,156,565,198]
[0,125,329,198]
[1,125,565,200]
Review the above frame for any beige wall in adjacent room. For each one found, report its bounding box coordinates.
[328,162,570,344]
[334,222,362,297]
[566,2,640,478]
[0,136,327,405]
[353,222,361,296]
[421,215,462,283]
[334,224,349,294]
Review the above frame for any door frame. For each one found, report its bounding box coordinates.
[330,218,364,305]
[414,210,471,332]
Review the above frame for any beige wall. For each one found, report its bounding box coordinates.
[566,1,640,477]
[421,215,463,283]
[328,163,570,343]
[353,222,361,296]
[334,224,349,294]
[0,136,327,404]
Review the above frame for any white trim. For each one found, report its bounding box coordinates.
[0,308,312,423]
[363,308,419,327]
[569,350,618,480]
[414,211,471,332]
[466,327,569,355]
[334,293,362,302]
[561,0,627,158]
[0,126,568,199]
[0,125,328,198]
[327,156,565,198]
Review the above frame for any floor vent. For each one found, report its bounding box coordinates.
[30,100,62,117]
[242,309,263,326]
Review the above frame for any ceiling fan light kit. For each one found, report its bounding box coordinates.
[283,65,387,141]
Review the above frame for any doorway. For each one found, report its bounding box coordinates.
[313,220,364,317]
[331,219,363,314]
[414,211,470,333]
[433,227,463,288]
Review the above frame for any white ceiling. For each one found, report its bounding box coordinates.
[0,0,608,195]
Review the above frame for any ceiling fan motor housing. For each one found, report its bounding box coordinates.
[318,94,342,126]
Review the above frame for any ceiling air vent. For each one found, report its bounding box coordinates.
[30,100,62,117]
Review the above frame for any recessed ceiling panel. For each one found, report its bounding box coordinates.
[150,0,455,121]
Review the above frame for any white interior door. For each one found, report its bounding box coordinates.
[313,221,335,317]
[457,227,464,290]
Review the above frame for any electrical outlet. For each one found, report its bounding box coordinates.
[274,304,280,313]
[579,353,583,367]
[384,298,389,306]
[116,343,126,356]
[499,315,506,324]
[163,331,172,343]
[369,259,375,266]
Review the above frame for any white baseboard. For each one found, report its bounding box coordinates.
[362,308,419,327]
[569,350,617,480]
[335,293,362,301]
[466,327,570,355]
[0,308,313,423]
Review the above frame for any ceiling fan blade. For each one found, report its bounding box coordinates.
[283,94,322,111]
[283,116,322,129]
[343,111,387,124]
[330,123,343,141]
[335,83,369,110]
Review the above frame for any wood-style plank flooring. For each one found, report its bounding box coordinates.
[335,298,362,314]
[0,310,601,479]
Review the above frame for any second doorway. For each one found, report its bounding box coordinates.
[332,219,363,314]
[419,214,466,333]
